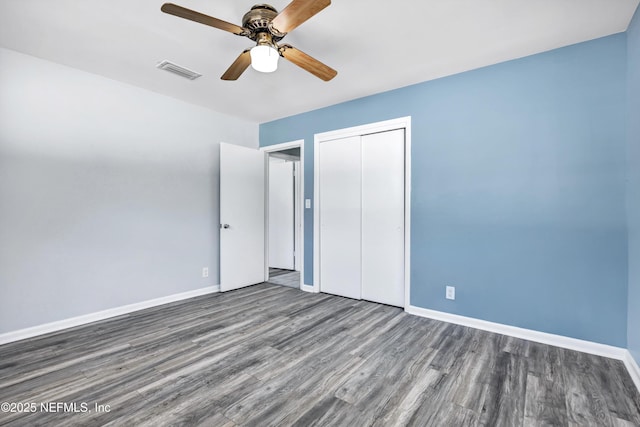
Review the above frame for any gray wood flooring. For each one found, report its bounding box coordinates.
[1,283,639,426]
[268,269,300,289]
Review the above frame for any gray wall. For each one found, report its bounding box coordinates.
[0,47,258,334]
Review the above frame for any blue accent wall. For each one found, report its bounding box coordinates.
[261,34,628,347]
[627,6,640,365]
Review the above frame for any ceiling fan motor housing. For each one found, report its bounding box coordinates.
[242,4,285,42]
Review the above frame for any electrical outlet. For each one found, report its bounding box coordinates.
[305,199,311,209]
[446,286,455,300]
[202,267,209,278]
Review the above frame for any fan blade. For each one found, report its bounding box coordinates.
[271,0,330,34]
[280,45,337,81]
[221,50,252,80]
[161,3,245,35]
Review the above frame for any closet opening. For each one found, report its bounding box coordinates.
[313,117,411,308]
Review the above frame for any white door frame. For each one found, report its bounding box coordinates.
[313,117,412,308]
[294,161,302,272]
[261,140,305,289]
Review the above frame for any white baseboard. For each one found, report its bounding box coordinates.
[624,350,640,393]
[405,305,627,360]
[0,285,219,345]
[301,283,317,293]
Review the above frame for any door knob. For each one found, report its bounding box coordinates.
[221,224,230,229]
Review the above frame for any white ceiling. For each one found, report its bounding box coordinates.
[0,0,638,123]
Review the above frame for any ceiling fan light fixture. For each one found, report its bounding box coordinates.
[250,45,279,73]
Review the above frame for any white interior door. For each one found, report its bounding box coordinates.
[361,129,405,307]
[319,136,361,300]
[269,159,295,270]
[220,142,265,292]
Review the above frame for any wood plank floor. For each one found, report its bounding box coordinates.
[1,283,639,426]
[268,269,300,289]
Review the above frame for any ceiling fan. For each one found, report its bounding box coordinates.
[161,0,337,81]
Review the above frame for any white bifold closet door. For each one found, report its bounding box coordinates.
[319,136,362,299]
[361,129,405,307]
[319,129,405,307]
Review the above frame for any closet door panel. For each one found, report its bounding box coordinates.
[319,136,362,300]
[361,129,405,307]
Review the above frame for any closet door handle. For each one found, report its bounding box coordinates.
[221,224,230,229]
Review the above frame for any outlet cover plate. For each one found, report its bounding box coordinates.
[446,286,455,300]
